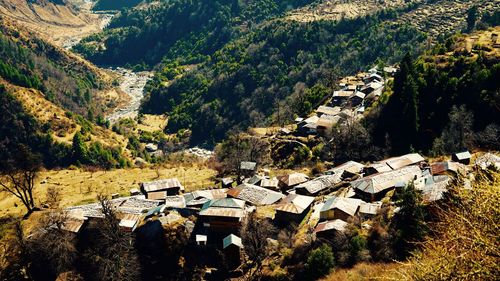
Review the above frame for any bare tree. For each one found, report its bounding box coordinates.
[241,213,276,277]
[45,186,61,209]
[28,211,78,277]
[83,194,140,281]
[215,132,270,183]
[0,145,42,217]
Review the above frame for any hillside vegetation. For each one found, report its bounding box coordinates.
[0,19,116,117]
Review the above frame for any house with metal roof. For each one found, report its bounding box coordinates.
[223,234,243,268]
[274,194,315,223]
[320,197,363,221]
[316,105,341,116]
[378,153,425,170]
[325,161,364,179]
[358,202,382,219]
[314,219,348,238]
[184,189,228,208]
[240,161,257,177]
[226,183,285,206]
[140,178,184,198]
[295,175,342,196]
[199,198,246,232]
[278,173,309,189]
[260,177,279,190]
[452,151,472,165]
[352,165,422,201]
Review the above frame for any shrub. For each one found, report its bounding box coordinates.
[305,244,335,280]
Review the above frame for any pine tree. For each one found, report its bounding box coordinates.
[388,53,420,153]
[72,131,87,164]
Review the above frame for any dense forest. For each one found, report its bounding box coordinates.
[92,0,143,11]
[143,16,426,145]
[75,0,314,67]
[371,43,500,155]
[0,22,107,116]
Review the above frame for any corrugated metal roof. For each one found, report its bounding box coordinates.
[199,207,245,218]
[352,165,422,194]
[321,197,363,216]
[326,161,364,175]
[260,178,279,189]
[275,194,315,214]
[317,106,341,116]
[240,161,257,171]
[380,153,425,170]
[142,178,184,193]
[279,173,309,187]
[453,151,471,160]
[315,219,348,233]
[295,174,342,195]
[164,196,186,208]
[227,183,285,206]
[359,202,382,215]
[61,219,85,233]
[201,198,246,210]
[223,234,243,249]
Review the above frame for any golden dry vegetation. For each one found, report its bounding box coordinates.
[0,165,218,217]
[137,114,169,132]
[2,81,130,151]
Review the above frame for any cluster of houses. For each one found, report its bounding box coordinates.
[295,66,396,136]
[59,146,499,267]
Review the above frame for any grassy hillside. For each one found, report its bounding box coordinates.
[0,19,117,117]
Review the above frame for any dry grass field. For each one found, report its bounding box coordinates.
[137,114,169,132]
[320,262,401,280]
[0,166,217,218]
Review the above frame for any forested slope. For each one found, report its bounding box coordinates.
[0,19,111,116]
[74,0,499,146]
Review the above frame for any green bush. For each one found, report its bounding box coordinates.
[306,244,335,280]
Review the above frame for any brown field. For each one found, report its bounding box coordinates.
[0,166,217,218]
[137,114,169,132]
[321,262,402,281]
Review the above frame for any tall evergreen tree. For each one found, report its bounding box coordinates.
[381,53,420,153]
[72,131,87,164]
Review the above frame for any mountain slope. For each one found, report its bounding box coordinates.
[0,18,125,117]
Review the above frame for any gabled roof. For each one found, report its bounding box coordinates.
[199,198,246,218]
[333,90,354,98]
[317,106,341,116]
[278,173,309,187]
[246,175,265,185]
[302,115,320,124]
[147,191,168,200]
[315,219,348,233]
[164,196,186,209]
[184,189,228,206]
[321,197,363,216]
[260,178,279,189]
[226,183,285,206]
[295,175,342,195]
[317,114,341,128]
[378,153,425,170]
[202,198,245,210]
[359,202,382,215]
[453,151,472,160]
[240,161,257,171]
[365,162,393,173]
[141,178,184,193]
[223,234,243,249]
[275,194,315,214]
[326,161,364,176]
[352,165,422,194]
